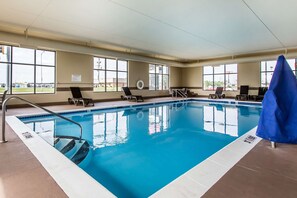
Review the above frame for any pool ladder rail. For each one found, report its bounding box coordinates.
[1,96,83,143]
[172,89,188,99]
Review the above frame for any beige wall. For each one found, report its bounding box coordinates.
[9,51,95,104]
[6,49,266,105]
[181,67,201,87]
[57,51,93,86]
[238,62,260,95]
[170,66,182,88]
[2,32,270,104]
[180,62,262,97]
[128,61,149,88]
[8,51,177,105]
[127,61,173,97]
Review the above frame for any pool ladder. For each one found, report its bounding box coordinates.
[1,96,83,143]
[172,89,188,99]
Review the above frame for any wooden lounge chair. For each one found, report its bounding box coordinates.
[121,87,144,102]
[249,87,268,101]
[69,87,94,107]
[208,87,225,99]
[236,85,249,100]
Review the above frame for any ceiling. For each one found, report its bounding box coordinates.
[0,0,297,62]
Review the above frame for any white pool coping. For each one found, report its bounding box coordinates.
[5,98,262,198]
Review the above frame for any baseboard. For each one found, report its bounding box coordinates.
[6,95,172,108]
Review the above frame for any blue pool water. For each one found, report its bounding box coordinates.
[20,101,261,197]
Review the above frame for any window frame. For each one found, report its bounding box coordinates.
[0,45,56,95]
[93,57,128,92]
[149,64,169,91]
[202,64,238,91]
[260,59,297,87]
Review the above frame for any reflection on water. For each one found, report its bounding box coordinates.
[93,112,128,148]
[24,103,259,149]
[26,119,55,145]
[149,106,170,135]
[203,104,238,137]
[24,103,250,148]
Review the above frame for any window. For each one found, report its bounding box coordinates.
[0,45,56,94]
[203,64,237,91]
[261,59,296,87]
[149,64,169,90]
[93,57,128,92]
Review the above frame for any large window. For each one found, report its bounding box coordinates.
[149,64,169,90]
[0,45,56,94]
[261,59,296,87]
[93,57,128,92]
[203,64,237,91]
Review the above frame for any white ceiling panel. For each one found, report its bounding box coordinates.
[35,0,230,59]
[244,0,297,47]
[111,0,282,52]
[0,0,50,15]
[0,0,296,61]
[0,6,38,27]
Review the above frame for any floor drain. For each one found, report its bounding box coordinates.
[22,132,33,139]
[244,135,256,143]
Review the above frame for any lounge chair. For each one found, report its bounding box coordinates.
[121,87,144,102]
[186,89,198,97]
[249,87,268,101]
[0,90,8,110]
[208,87,225,99]
[235,85,249,100]
[69,87,94,107]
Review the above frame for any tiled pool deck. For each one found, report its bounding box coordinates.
[1,97,297,197]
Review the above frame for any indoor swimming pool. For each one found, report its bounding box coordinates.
[20,100,261,197]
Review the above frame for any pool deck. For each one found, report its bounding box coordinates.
[1,97,297,198]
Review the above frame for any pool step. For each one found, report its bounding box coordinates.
[54,138,60,144]
[54,136,89,165]
[70,140,89,164]
[54,138,75,154]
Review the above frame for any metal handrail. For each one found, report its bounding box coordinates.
[1,96,83,143]
[176,89,187,98]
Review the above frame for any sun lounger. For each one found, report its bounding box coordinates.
[208,87,225,99]
[235,85,249,100]
[69,87,94,107]
[121,87,144,102]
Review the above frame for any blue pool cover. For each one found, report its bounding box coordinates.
[256,55,297,143]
